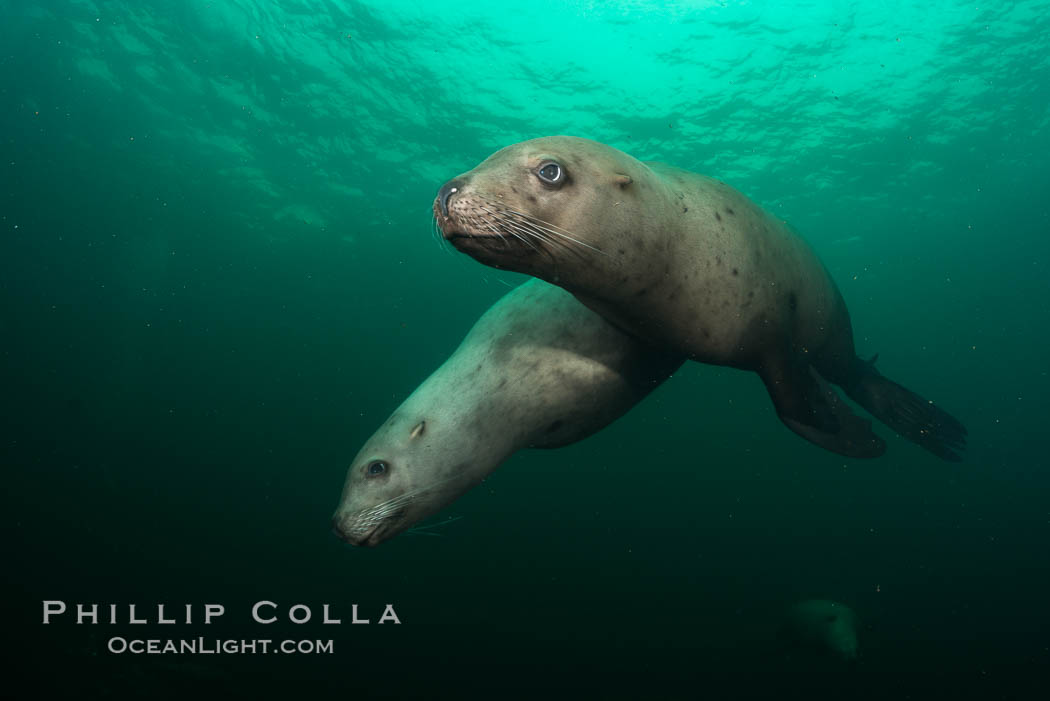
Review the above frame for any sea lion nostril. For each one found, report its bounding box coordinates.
[438,179,465,217]
[440,187,455,216]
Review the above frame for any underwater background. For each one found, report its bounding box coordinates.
[5,0,1049,698]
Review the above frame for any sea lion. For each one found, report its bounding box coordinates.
[779,599,860,661]
[434,136,967,460]
[331,279,682,547]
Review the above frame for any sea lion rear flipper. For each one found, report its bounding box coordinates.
[759,358,886,459]
[844,356,967,462]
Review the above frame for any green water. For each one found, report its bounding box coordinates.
[5,0,1049,698]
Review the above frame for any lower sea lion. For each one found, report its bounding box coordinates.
[331,279,682,547]
[434,136,967,460]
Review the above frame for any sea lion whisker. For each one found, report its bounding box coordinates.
[475,207,568,275]
[359,494,416,520]
[351,477,462,524]
[478,199,595,243]
[348,511,398,533]
[358,517,390,531]
[481,209,547,253]
[367,501,406,517]
[473,202,574,254]
[368,493,417,513]
[431,216,452,255]
[507,217,577,252]
[508,216,597,257]
[501,209,605,255]
[406,515,463,536]
[353,508,395,526]
[479,209,566,274]
[410,515,463,531]
[504,210,578,238]
[528,224,606,255]
[490,211,563,248]
[485,220,538,252]
[346,518,381,534]
[364,474,464,518]
[461,213,511,250]
[474,195,578,236]
[476,205,549,251]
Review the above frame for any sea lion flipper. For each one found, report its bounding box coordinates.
[760,359,886,459]
[844,359,967,462]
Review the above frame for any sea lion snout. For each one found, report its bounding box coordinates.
[437,178,467,217]
[330,518,356,544]
[330,510,386,547]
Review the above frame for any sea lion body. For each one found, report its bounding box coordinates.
[436,136,967,460]
[552,161,848,369]
[331,279,682,547]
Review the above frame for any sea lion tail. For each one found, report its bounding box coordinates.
[844,356,968,462]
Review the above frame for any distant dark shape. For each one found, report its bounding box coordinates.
[779,599,860,662]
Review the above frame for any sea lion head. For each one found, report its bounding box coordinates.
[331,416,471,547]
[434,136,658,288]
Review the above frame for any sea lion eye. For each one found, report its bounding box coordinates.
[536,161,563,185]
[366,460,388,477]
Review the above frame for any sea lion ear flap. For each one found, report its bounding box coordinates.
[614,173,633,188]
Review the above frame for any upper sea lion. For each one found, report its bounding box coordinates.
[331,279,682,546]
[434,136,967,460]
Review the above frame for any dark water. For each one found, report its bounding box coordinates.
[5,1,1048,698]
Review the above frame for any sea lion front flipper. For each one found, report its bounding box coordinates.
[759,357,886,459]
